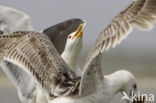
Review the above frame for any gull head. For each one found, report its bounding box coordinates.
[66,24,84,53]
[61,23,85,70]
[118,70,137,103]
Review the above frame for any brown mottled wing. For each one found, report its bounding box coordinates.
[80,0,156,96]
[0,31,79,97]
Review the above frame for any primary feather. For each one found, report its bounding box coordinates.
[80,0,156,96]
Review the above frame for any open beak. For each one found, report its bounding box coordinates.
[72,24,83,40]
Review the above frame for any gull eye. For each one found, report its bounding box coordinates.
[68,36,71,39]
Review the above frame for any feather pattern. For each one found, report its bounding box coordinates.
[86,0,156,61]
[0,5,85,101]
[80,0,156,96]
[0,31,80,97]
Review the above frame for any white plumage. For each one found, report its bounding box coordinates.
[49,70,137,103]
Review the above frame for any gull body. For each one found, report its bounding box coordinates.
[49,70,137,103]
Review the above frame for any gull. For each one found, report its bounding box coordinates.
[0,0,156,103]
[0,5,85,103]
[0,31,136,103]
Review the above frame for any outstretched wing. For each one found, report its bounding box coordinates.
[0,31,80,97]
[0,5,83,99]
[43,18,85,54]
[80,0,156,96]
[0,5,33,33]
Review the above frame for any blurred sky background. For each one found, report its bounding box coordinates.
[0,0,156,103]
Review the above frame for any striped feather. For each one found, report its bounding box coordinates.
[80,0,156,96]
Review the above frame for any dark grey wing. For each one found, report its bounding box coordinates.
[0,5,33,33]
[43,18,85,54]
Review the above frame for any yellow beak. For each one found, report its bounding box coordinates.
[72,24,83,40]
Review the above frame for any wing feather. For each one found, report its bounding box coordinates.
[80,0,156,96]
[0,31,80,97]
[85,0,156,67]
[0,61,37,103]
[0,5,33,32]
[79,53,103,96]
